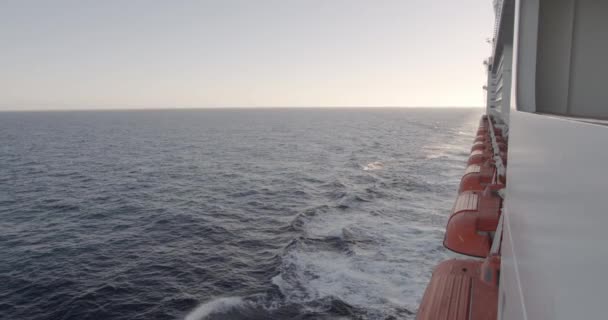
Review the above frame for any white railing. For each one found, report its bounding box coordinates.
[491,0,506,59]
[488,110,507,255]
[489,209,504,254]
[488,114,506,182]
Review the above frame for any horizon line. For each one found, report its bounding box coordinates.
[0,105,485,112]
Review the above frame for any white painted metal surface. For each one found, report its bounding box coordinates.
[488,1,608,319]
[500,111,608,320]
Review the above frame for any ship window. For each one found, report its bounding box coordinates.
[536,0,608,119]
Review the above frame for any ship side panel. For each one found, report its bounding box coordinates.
[498,209,526,320]
[503,110,608,320]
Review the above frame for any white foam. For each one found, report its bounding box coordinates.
[274,204,451,318]
[184,297,246,320]
[362,161,384,171]
[271,120,478,318]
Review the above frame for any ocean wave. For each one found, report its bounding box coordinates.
[0,109,481,320]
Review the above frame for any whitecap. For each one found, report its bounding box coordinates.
[362,161,384,171]
[185,297,247,320]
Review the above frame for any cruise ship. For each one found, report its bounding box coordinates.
[417,0,608,319]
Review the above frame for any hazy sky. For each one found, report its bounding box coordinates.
[0,0,493,110]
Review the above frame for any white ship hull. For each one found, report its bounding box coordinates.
[493,0,608,319]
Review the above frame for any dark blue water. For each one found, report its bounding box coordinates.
[0,108,480,320]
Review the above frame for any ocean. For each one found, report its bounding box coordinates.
[0,108,480,320]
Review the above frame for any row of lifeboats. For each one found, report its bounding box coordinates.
[416,115,505,320]
[444,115,505,259]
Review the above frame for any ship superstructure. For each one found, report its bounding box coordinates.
[417,1,608,319]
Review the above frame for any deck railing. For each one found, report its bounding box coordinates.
[492,0,505,54]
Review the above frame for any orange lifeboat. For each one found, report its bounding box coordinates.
[477,127,502,136]
[471,141,490,152]
[459,164,494,192]
[417,259,497,320]
[475,135,506,144]
[468,149,507,166]
[471,140,506,154]
[467,149,492,165]
[444,189,502,257]
[473,135,486,143]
